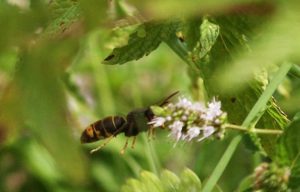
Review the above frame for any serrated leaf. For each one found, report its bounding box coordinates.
[198,19,219,59]
[103,20,180,64]
[179,168,202,192]
[160,170,180,192]
[44,0,81,36]
[276,112,300,188]
[194,16,289,158]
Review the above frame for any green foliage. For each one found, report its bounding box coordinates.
[276,113,300,188]
[45,0,80,36]
[1,1,300,192]
[103,20,181,65]
[120,168,201,192]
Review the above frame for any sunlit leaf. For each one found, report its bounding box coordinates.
[120,169,202,192]
[179,168,202,192]
[103,20,180,64]
[160,170,180,192]
[44,0,81,36]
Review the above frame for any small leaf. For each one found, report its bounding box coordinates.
[140,171,163,192]
[179,168,202,192]
[150,106,166,116]
[198,19,219,59]
[160,170,180,192]
[124,178,146,192]
[120,168,202,192]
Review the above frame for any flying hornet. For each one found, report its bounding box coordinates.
[81,91,179,154]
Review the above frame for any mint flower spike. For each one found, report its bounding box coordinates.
[149,96,227,143]
[149,96,283,144]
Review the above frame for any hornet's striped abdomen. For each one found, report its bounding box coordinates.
[80,116,126,143]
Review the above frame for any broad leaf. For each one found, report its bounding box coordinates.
[103,20,180,64]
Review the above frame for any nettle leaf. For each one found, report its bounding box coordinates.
[120,169,201,192]
[276,113,300,188]
[197,19,219,59]
[103,20,180,64]
[193,16,289,158]
[44,0,81,36]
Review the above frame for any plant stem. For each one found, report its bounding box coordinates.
[225,124,283,135]
[164,36,200,72]
[202,62,292,192]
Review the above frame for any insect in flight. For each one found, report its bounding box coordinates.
[80,91,179,154]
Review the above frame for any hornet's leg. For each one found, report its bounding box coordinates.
[90,135,114,154]
[90,123,128,154]
[131,136,137,149]
[120,137,129,154]
[147,127,156,141]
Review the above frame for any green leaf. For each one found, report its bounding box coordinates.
[197,19,219,59]
[202,63,292,192]
[0,2,48,52]
[103,20,180,64]
[120,168,202,192]
[277,112,300,188]
[140,171,163,192]
[44,0,81,36]
[196,16,290,157]
[181,18,201,50]
[179,168,202,192]
[150,106,165,116]
[160,170,180,192]
[236,175,254,192]
[15,41,87,184]
[123,178,146,192]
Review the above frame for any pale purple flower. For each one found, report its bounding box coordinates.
[201,98,223,121]
[181,115,188,121]
[166,116,172,121]
[148,117,166,127]
[191,102,206,113]
[151,96,227,143]
[176,97,193,108]
[198,126,215,142]
[168,120,184,142]
[184,127,201,141]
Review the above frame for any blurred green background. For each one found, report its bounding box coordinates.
[1,0,300,192]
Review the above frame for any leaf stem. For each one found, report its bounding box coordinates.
[225,124,283,135]
[164,36,200,72]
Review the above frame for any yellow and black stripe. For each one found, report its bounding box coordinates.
[80,116,126,143]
